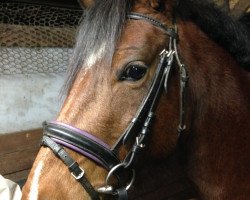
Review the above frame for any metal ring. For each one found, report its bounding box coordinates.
[105,163,136,191]
[105,163,126,185]
[125,169,135,190]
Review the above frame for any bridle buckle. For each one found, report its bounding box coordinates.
[136,136,146,148]
[71,167,85,180]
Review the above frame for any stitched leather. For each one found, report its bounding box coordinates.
[127,12,177,38]
[41,136,100,200]
[43,122,120,170]
[112,46,172,152]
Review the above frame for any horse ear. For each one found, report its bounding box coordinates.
[78,0,95,9]
[149,0,165,11]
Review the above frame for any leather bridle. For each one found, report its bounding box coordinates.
[41,12,189,200]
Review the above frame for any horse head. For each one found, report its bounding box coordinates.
[22,0,250,199]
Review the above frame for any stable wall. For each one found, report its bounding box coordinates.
[0,73,65,134]
[0,47,70,134]
[0,0,81,182]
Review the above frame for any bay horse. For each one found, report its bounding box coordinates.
[21,0,250,199]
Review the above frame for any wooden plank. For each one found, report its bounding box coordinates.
[0,147,39,175]
[4,169,30,183]
[0,129,42,180]
[0,129,42,156]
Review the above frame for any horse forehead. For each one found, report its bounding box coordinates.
[113,22,167,64]
[120,20,166,48]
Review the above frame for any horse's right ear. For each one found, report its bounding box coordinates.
[78,0,95,9]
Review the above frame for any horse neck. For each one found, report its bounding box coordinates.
[177,20,250,198]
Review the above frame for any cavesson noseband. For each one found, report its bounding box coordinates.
[41,12,189,200]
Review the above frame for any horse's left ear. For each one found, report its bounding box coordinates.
[149,0,165,11]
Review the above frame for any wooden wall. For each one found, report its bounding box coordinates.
[0,129,42,182]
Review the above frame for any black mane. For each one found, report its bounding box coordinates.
[175,0,250,70]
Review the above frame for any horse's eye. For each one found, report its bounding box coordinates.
[120,64,147,81]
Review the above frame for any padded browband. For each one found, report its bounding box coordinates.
[127,12,177,38]
[43,122,120,170]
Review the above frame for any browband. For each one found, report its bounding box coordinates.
[127,12,177,38]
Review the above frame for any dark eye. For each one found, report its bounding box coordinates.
[119,64,147,81]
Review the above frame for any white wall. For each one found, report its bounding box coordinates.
[0,47,70,134]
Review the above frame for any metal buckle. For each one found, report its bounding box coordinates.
[71,167,85,180]
[136,136,146,148]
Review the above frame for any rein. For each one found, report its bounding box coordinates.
[41,12,189,200]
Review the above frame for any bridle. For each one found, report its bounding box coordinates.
[41,12,189,200]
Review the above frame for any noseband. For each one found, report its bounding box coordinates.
[41,12,189,200]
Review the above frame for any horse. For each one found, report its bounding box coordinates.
[21,0,250,199]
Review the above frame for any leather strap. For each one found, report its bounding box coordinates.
[112,49,174,152]
[41,136,100,200]
[127,12,177,38]
[43,122,120,170]
[116,187,128,200]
